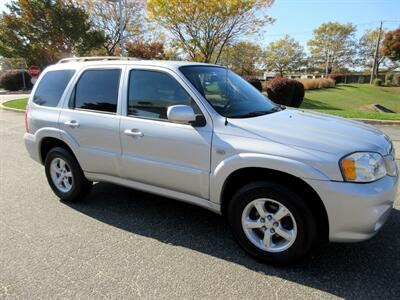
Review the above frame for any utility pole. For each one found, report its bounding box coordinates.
[108,0,125,57]
[370,21,383,84]
[119,0,125,57]
[20,60,26,91]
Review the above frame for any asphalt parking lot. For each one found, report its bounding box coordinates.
[0,108,399,299]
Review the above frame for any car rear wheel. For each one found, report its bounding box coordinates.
[45,147,92,202]
[228,181,318,265]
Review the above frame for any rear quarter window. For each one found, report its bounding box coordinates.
[33,69,75,107]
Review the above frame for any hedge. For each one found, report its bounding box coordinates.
[0,70,32,91]
[266,77,305,108]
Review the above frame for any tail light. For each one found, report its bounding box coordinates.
[24,106,29,133]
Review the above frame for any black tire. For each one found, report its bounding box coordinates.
[44,147,92,202]
[228,181,318,265]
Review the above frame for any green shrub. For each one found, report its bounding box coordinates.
[266,77,304,107]
[392,73,400,86]
[0,70,32,91]
[373,78,383,86]
[358,76,365,84]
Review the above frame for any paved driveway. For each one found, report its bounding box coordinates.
[0,109,399,299]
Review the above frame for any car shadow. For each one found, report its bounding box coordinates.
[336,84,358,89]
[65,182,400,299]
[301,98,340,110]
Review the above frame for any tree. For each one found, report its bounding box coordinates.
[126,41,164,59]
[264,35,305,76]
[358,28,386,71]
[147,0,274,63]
[0,0,104,67]
[218,41,263,75]
[75,0,145,56]
[307,22,357,74]
[382,28,400,62]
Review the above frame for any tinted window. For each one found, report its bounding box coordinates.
[74,69,121,113]
[33,70,75,107]
[128,70,199,120]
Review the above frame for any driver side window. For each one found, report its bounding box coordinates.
[127,70,201,120]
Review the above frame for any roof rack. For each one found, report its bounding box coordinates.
[57,56,140,64]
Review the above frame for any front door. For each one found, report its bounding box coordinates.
[119,68,212,199]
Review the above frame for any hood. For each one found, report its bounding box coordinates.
[227,109,391,156]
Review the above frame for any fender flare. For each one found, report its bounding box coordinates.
[34,127,80,163]
[209,153,329,204]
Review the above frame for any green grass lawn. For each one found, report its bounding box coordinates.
[302,84,400,120]
[2,98,28,110]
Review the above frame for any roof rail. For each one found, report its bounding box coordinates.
[57,56,141,64]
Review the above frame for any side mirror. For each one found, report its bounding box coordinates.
[167,105,196,124]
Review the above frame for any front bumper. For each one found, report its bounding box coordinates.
[305,175,398,242]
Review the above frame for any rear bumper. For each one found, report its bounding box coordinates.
[305,175,398,242]
[24,132,41,164]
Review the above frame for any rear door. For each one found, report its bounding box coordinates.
[59,66,124,176]
[119,67,213,199]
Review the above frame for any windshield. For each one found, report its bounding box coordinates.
[180,66,279,118]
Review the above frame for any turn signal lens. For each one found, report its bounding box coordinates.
[341,159,356,181]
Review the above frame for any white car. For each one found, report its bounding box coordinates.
[24,57,398,265]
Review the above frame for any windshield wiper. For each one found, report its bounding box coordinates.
[273,104,286,111]
[227,105,286,118]
[228,110,272,118]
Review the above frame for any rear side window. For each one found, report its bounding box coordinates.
[73,69,121,113]
[33,70,75,107]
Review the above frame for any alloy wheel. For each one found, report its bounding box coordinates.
[241,198,297,252]
[50,157,73,193]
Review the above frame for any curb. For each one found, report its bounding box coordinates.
[0,91,31,95]
[354,118,400,126]
[0,102,25,113]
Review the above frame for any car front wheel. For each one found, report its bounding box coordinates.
[228,181,318,265]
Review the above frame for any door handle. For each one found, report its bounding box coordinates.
[124,129,144,137]
[64,120,80,128]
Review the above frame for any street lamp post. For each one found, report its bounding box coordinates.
[108,0,125,57]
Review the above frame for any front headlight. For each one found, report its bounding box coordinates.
[340,152,386,182]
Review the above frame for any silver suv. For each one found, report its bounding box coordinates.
[24,57,398,265]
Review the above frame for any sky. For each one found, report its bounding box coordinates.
[255,0,400,48]
[0,0,399,50]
